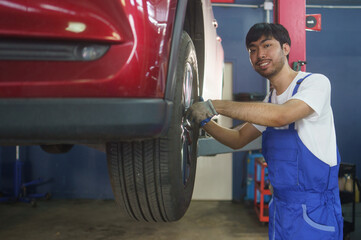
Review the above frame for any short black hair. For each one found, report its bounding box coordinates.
[245,23,291,49]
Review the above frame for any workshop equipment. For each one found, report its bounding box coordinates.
[245,152,262,201]
[0,146,51,207]
[339,163,356,238]
[292,61,307,71]
[253,155,271,223]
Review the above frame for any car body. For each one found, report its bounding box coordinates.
[0,0,224,222]
[0,0,223,143]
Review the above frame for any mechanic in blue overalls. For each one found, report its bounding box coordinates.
[186,23,343,240]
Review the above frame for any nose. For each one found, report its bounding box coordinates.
[258,48,266,59]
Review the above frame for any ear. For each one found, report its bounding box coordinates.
[282,43,290,56]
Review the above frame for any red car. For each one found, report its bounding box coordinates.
[0,0,224,222]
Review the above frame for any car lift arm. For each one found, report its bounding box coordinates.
[197,136,261,156]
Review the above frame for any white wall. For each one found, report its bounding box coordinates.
[192,63,233,200]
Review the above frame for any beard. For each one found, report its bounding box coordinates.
[255,52,286,79]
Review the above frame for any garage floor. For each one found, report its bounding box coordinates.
[0,200,360,240]
[0,200,269,240]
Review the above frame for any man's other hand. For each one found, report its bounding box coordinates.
[185,100,218,127]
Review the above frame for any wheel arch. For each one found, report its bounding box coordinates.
[183,0,205,97]
[165,0,205,101]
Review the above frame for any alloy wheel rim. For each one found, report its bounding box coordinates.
[181,62,194,186]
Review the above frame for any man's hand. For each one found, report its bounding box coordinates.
[185,100,218,127]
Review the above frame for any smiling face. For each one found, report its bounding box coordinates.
[247,35,289,79]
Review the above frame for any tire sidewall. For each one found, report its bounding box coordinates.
[162,31,199,221]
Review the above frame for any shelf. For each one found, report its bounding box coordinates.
[340,191,354,205]
[343,220,354,235]
[339,163,356,236]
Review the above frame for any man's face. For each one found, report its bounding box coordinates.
[247,35,288,79]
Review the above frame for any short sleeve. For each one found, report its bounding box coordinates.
[290,74,331,120]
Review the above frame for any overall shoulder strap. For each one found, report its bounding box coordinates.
[291,73,313,96]
[289,73,313,130]
[268,89,273,103]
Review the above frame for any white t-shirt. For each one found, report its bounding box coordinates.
[253,71,338,167]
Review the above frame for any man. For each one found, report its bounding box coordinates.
[186,23,343,240]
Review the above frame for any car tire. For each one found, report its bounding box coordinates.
[106,31,199,222]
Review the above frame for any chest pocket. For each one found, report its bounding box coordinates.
[267,147,299,188]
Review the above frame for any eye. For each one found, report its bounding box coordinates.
[264,44,271,48]
[249,48,256,54]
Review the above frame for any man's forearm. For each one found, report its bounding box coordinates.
[202,121,244,149]
[202,121,261,150]
[211,100,285,127]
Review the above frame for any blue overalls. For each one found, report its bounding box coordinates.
[262,74,343,240]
